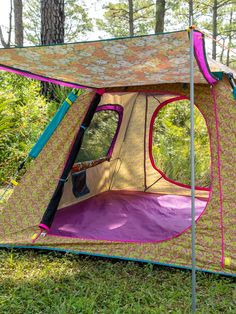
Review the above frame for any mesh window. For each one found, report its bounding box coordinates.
[76,109,119,162]
[152,99,211,187]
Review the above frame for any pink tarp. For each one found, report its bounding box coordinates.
[49,190,207,242]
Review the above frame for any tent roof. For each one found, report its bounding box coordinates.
[0,30,231,89]
[207,57,236,79]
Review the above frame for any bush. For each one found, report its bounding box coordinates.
[152,100,211,187]
[0,73,66,185]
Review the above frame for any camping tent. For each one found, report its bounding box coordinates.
[0,29,235,277]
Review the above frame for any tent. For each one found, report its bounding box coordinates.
[0,29,235,277]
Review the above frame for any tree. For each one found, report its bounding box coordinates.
[23,0,41,44]
[23,0,92,44]
[207,0,234,60]
[14,0,23,46]
[188,0,234,60]
[152,99,211,187]
[41,0,65,45]
[128,0,134,36]
[0,0,13,48]
[168,0,235,64]
[226,7,234,66]
[218,3,236,67]
[97,1,180,37]
[155,0,166,33]
[64,0,92,42]
[97,0,155,37]
[0,0,23,48]
[0,72,54,185]
[40,0,65,98]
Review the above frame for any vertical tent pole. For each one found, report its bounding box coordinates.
[189,22,196,313]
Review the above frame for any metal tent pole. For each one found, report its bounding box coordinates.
[189,23,196,313]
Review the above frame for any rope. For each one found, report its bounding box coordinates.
[201,30,236,57]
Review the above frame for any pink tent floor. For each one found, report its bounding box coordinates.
[49,190,208,243]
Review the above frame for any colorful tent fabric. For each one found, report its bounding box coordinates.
[0,30,219,88]
[208,57,236,79]
[29,91,79,158]
[0,29,235,277]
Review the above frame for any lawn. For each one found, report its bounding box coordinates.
[0,249,235,314]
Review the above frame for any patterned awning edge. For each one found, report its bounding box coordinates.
[0,30,222,88]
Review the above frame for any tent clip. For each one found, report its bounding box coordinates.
[80,124,86,130]
[59,177,68,183]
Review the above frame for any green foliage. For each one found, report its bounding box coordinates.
[0,100,14,138]
[23,0,41,45]
[0,250,235,313]
[168,1,236,67]
[97,0,155,37]
[23,0,93,44]
[96,0,235,68]
[0,73,62,185]
[0,74,211,189]
[152,100,211,187]
[65,0,93,42]
[76,110,119,162]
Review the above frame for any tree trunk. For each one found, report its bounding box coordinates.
[220,37,225,63]
[0,0,13,48]
[128,0,134,36]
[212,0,217,60]
[226,8,233,66]
[155,0,165,33]
[40,0,65,98]
[41,0,65,45]
[14,0,23,46]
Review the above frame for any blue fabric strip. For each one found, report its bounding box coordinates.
[29,92,78,158]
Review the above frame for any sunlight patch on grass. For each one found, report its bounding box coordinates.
[0,250,235,313]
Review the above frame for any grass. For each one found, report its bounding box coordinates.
[0,249,235,314]
[0,192,235,313]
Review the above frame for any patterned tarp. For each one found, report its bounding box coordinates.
[0,30,235,276]
[0,30,211,88]
[0,80,235,276]
[208,57,236,78]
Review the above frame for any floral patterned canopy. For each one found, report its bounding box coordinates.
[0,30,222,88]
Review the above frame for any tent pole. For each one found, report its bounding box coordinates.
[189,22,196,313]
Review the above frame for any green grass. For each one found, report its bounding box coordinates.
[0,250,235,314]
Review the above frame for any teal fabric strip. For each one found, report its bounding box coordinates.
[233,87,236,100]
[29,92,78,158]
[211,71,223,80]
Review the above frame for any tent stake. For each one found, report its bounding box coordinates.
[190,24,196,313]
